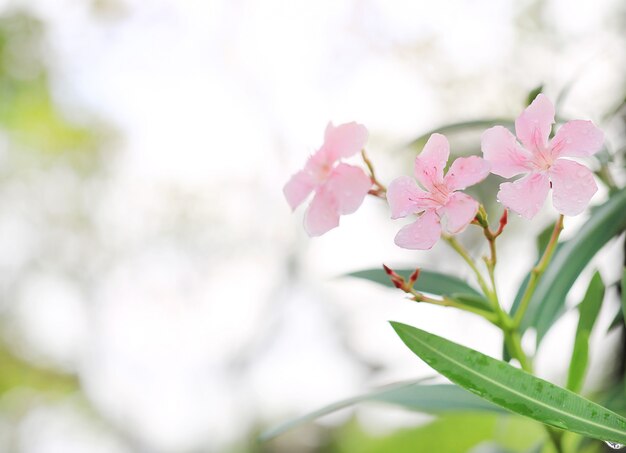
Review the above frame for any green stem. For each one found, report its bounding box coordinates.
[413,292,500,325]
[446,213,564,453]
[546,426,565,453]
[598,164,618,192]
[482,229,509,326]
[361,149,386,193]
[512,215,565,328]
[443,235,493,300]
[504,329,532,373]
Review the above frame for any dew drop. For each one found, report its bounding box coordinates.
[605,441,625,450]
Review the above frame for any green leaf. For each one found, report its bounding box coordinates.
[504,222,567,361]
[523,189,626,344]
[621,268,626,325]
[260,379,504,441]
[347,268,484,298]
[526,84,544,106]
[510,222,568,319]
[391,321,626,444]
[406,118,514,150]
[537,221,559,254]
[332,413,544,453]
[607,308,623,333]
[449,293,494,312]
[566,272,605,393]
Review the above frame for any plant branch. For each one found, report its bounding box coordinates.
[410,292,501,325]
[442,235,493,300]
[513,215,565,328]
[361,149,387,197]
[382,265,500,324]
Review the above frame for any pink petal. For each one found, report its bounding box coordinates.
[283,170,316,211]
[481,126,533,178]
[323,122,369,161]
[387,176,440,219]
[497,172,550,219]
[438,192,479,234]
[325,163,371,215]
[394,210,442,250]
[550,120,604,159]
[414,133,450,190]
[549,159,597,216]
[515,94,555,153]
[303,188,340,237]
[444,156,491,191]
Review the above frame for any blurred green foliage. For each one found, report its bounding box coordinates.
[332,414,538,453]
[0,341,77,396]
[0,11,105,170]
[0,8,98,404]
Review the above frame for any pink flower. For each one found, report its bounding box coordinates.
[283,122,372,236]
[387,133,490,250]
[481,94,604,219]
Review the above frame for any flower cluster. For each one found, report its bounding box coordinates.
[283,122,372,236]
[284,95,604,249]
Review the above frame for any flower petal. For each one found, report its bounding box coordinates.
[497,172,550,219]
[549,159,597,216]
[438,192,479,234]
[550,120,604,159]
[444,156,491,191]
[394,210,442,250]
[481,126,533,178]
[283,170,316,211]
[515,93,555,153]
[323,122,369,161]
[387,176,439,219]
[303,188,339,236]
[414,133,450,190]
[326,163,371,215]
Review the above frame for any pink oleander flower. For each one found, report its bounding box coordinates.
[387,133,490,250]
[283,122,372,236]
[481,94,604,219]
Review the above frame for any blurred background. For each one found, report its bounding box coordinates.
[0,0,623,452]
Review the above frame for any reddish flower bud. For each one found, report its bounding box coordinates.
[383,264,406,289]
[391,279,404,289]
[496,209,508,236]
[383,264,395,276]
[408,268,420,287]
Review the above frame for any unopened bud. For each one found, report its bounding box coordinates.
[499,209,508,228]
[496,209,508,236]
[391,279,404,289]
[383,264,406,290]
[475,204,489,229]
[383,264,396,277]
[408,268,420,287]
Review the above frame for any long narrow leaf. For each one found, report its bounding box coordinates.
[347,268,484,299]
[566,271,605,393]
[391,322,626,444]
[505,223,566,361]
[607,308,623,333]
[621,268,626,324]
[347,268,492,313]
[524,189,626,344]
[406,118,514,150]
[260,379,503,441]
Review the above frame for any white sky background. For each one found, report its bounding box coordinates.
[0,0,624,452]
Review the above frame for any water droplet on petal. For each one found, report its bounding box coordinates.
[605,441,625,450]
